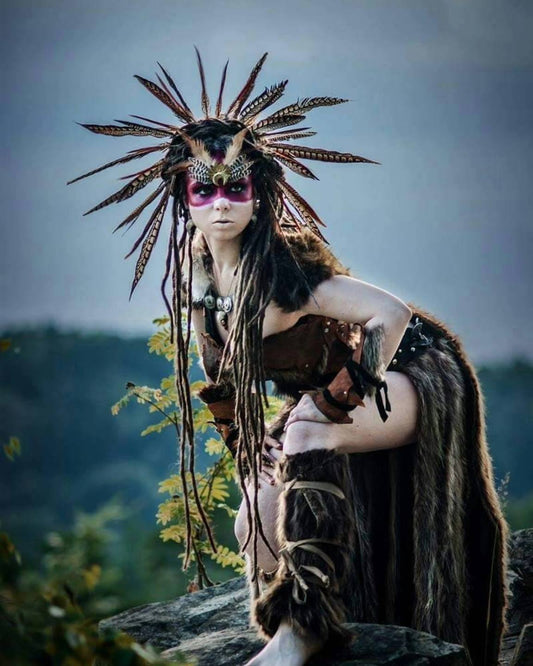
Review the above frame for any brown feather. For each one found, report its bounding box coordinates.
[263,129,316,142]
[195,47,211,118]
[125,188,169,259]
[129,114,177,130]
[215,60,229,118]
[272,144,378,164]
[270,151,318,180]
[157,62,195,119]
[254,114,305,134]
[268,96,348,119]
[129,188,170,296]
[79,122,169,138]
[68,145,168,185]
[134,75,194,121]
[83,160,164,215]
[112,182,166,233]
[239,80,288,123]
[278,179,326,238]
[154,74,194,124]
[226,52,268,117]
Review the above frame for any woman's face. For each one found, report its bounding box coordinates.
[186,175,255,241]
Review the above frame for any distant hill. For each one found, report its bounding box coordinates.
[1,327,532,555]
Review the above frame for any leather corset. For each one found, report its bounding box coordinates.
[200,314,362,398]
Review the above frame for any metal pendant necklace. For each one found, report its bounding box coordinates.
[204,266,238,331]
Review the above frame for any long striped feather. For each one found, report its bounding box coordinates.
[134,75,193,121]
[125,188,168,258]
[129,189,170,296]
[270,151,318,180]
[195,48,210,118]
[226,53,268,117]
[83,160,164,215]
[154,74,194,123]
[263,129,316,142]
[267,96,348,119]
[278,178,325,229]
[215,60,229,118]
[79,122,169,138]
[113,182,166,233]
[254,114,305,134]
[157,62,195,119]
[271,144,378,164]
[67,145,168,185]
[239,80,288,123]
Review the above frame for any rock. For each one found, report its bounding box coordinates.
[162,622,467,665]
[102,576,466,664]
[101,530,533,665]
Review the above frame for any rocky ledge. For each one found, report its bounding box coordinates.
[101,529,533,665]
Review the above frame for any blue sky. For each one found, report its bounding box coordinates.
[1,0,532,362]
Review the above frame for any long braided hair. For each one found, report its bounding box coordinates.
[165,119,285,576]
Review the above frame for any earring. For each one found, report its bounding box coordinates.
[185,210,195,234]
[250,199,260,224]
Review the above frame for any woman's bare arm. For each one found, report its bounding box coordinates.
[301,275,412,368]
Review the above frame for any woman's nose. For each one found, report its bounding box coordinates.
[213,196,230,212]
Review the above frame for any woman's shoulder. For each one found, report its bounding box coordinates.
[271,228,350,312]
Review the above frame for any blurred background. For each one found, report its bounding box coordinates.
[1,0,532,617]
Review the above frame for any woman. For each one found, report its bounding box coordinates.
[72,53,507,666]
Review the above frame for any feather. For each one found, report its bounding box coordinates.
[269,96,348,119]
[157,62,195,119]
[134,75,194,121]
[195,47,211,118]
[239,80,288,123]
[215,60,229,118]
[278,178,326,238]
[83,160,164,215]
[125,188,169,259]
[154,74,194,124]
[270,151,318,179]
[128,189,170,297]
[223,128,248,165]
[226,52,268,117]
[78,122,169,138]
[129,114,177,130]
[112,182,166,233]
[67,144,168,185]
[254,114,305,134]
[263,129,316,142]
[271,144,378,164]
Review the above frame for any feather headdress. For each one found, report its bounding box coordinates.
[70,50,376,296]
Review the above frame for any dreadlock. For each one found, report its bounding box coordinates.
[164,120,284,577]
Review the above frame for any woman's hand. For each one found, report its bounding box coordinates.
[259,435,284,486]
[284,393,334,430]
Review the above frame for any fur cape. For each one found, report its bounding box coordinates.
[191,229,508,666]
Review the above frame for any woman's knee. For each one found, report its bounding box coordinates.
[282,420,331,456]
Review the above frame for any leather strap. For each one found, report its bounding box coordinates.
[285,479,346,500]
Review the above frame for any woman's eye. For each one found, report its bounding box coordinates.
[229,183,245,193]
[194,185,213,196]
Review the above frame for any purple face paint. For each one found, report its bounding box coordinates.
[186,175,253,207]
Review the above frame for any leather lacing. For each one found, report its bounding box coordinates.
[282,480,347,604]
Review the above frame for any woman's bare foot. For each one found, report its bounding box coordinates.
[245,622,324,666]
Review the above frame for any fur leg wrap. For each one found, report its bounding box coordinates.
[254,449,356,647]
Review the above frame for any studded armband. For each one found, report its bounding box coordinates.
[312,324,391,424]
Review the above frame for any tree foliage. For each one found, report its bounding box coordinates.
[112,317,284,589]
